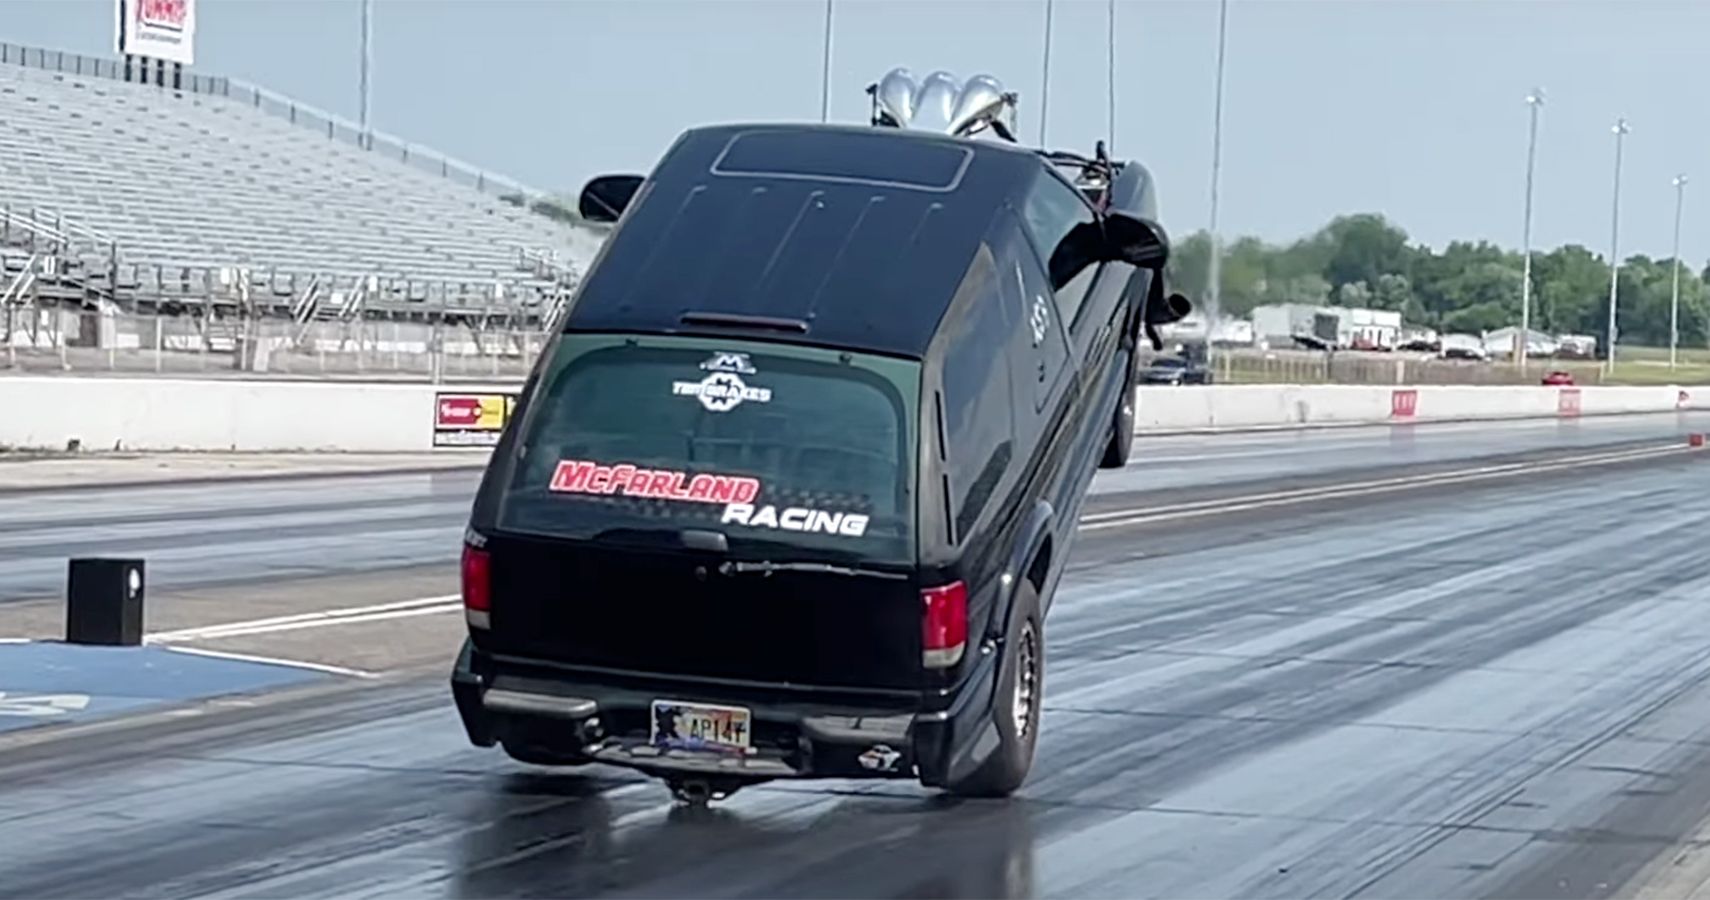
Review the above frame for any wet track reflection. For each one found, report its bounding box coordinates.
[7,418,1710,897]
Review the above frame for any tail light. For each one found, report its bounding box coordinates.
[462,543,491,629]
[921,581,967,668]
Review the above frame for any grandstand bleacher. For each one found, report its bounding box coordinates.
[0,41,605,346]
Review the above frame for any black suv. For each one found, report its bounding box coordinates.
[450,102,1189,803]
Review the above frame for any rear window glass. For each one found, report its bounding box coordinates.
[496,334,919,563]
[711,129,972,192]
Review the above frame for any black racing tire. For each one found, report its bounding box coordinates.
[1098,355,1137,469]
[502,741,591,767]
[946,579,1044,798]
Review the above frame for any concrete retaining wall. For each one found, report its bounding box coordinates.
[0,376,518,453]
[0,377,1698,452]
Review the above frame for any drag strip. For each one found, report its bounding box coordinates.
[0,468,482,602]
[0,411,1697,607]
[4,449,1710,897]
[1100,408,1710,494]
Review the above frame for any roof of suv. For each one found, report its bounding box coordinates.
[560,122,1052,359]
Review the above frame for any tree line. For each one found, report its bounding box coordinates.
[1164,213,1710,348]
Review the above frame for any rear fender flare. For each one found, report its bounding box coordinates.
[986,499,1055,645]
[950,499,1053,780]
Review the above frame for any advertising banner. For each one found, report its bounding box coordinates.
[433,392,517,447]
[1389,389,1418,419]
[115,0,197,66]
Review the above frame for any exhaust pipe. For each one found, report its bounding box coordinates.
[1142,285,1193,352]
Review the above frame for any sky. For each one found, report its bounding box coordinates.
[5,0,1710,263]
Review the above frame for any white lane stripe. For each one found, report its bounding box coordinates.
[163,603,463,640]
[1080,445,1688,531]
[145,594,459,643]
[159,644,378,679]
[1080,443,1682,524]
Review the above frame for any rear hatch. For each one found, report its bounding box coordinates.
[481,332,924,691]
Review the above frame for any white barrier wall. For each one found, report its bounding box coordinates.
[0,377,519,453]
[0,377,1698,452]
[1133,383,1700,433]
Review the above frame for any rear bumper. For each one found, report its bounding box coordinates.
[450,637,999,784]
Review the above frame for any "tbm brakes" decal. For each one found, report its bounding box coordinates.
[550,460,761,504]
[673,351,772,413]
[720,502,870,537]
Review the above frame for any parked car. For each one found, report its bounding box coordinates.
[1139,356,1213,385]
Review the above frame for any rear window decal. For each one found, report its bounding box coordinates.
[721,502,870,538]
[551,460,761,504]
[672,370,773,413]
[699,351,757,375]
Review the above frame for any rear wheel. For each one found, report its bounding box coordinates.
[946,580,1044,798]
[1098,354,1137,469]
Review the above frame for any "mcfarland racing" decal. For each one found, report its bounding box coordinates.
[550,460,761,504]
[720,502,870,537]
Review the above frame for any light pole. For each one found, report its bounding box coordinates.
[1517,89,1543,371]
[1205,0,1230,372]
[1038,0,1054,146]
[819,0,833,123]
[1672,174,1688,369]
[359,0,372,147]
[1107,0,1116,149]
[1605,117,1630,378]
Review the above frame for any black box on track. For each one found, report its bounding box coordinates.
[66,558,145,646]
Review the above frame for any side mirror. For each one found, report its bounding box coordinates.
[1104,212,1169,269]
[578,174,645,223]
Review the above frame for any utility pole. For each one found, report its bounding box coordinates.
[1605,118,1630,378]
[1672,174,1688,369]
[359,0,373,147]
[1518,89,1543,371]
[1106,0,1116,151]
[1038,0,1054,146]
[819,0,833,123]
[1205,0,1230,371]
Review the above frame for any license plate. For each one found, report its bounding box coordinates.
[650,699,752,753]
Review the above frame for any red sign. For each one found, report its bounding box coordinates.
[139,0,189,30]
[1390,389,1419,419]
[436,396,481,428]
[432,392,516,447]
[550,460,761,505]
[1557,388,1582,418]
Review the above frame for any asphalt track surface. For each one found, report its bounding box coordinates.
[2,410,1707,604]
[6,412,1710,897]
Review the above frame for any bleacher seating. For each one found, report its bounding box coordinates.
[0,50,603,318]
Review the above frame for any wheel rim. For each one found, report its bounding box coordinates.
[1011,621,1039,739]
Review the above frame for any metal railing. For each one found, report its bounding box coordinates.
[1213,347,1614,386]
[0,40,551,206]
[1,251,42,306]
[0,207,71,254]
[0,307,548,382]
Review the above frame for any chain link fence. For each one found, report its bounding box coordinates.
[1210,348,1616,386]
[1,309,543,382]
